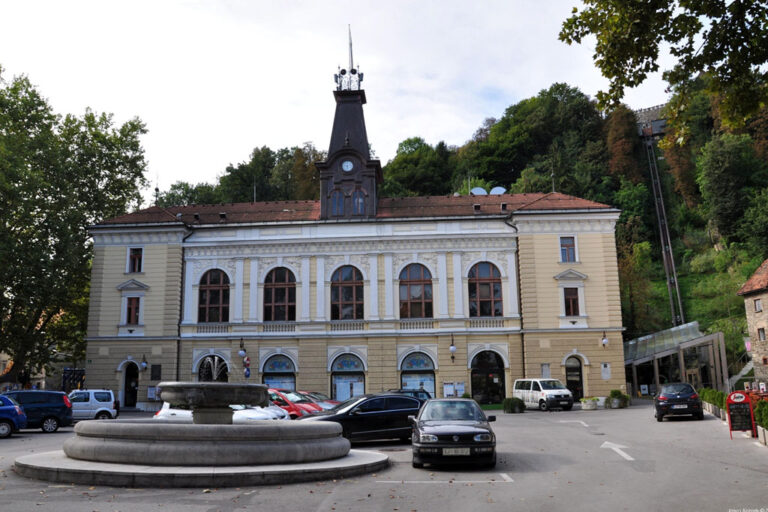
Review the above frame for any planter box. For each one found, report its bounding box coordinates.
[581,400,598,410]
[712,406,719,417]
[758,426,767,446]
[720,409,727,421]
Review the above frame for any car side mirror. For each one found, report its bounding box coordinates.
[408,415,416,424]
[487,415,496,422]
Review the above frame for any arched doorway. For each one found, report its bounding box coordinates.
[400,352,435,397]
[565,356,583,400]
[330,354,365,401]
[471,351,505,404]
[198,355,229,382]
[124,362,139,407]
[262,355,296,390]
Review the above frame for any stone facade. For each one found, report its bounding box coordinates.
[738,259,768,383]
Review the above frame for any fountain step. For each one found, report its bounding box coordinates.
[15,449,389,488]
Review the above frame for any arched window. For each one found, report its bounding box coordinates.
[399,264,433,318]
[331,190,344,216]
[264,267,296,322]
[262,355,296,389]
[198,269,230,323]
[400,352,436,397]
[352,190,365,215]
[331,266,363,320]
[331,354,365,400]
[468,262,502,317]
[198,355,229,382]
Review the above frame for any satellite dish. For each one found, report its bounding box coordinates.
[489,186,507,195]
[470,187,488,196]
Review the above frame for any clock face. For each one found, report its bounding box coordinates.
[341,160,354,172]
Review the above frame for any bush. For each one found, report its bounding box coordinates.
[461,392,471,399]
[503,397,525,413]
[755,400,768,429]
[607,389,630,408]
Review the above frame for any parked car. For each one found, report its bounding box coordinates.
[68,389,118,420]
[0,395,27,438]
[654,382,703,421]
[299,393,424,441]
[153,401,289,422]
[269,389,323,418]
[512,378,574,411]
[2,390,73,433]
[387,388,433,400]
[298,390,339,410]
[410,398,496,469]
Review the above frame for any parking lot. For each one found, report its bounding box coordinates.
[1,401,767,512]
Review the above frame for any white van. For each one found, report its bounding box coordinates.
[512,378,573,411]
[68,389,118,420]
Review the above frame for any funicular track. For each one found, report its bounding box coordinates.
[637,106,685,326]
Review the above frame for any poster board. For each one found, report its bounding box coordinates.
[443,382,455,397]
[726,391,756,439]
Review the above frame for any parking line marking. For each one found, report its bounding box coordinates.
[376,480,508,484]
[499,473,514,482]
[560,420,589,428]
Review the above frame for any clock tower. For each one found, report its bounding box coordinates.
[317,30,382,220]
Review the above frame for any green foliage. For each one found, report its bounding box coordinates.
[696,133,768,241]
[157,181,224,207]
[502,397,525,413]
[0,68,147,374]
[560,1,768,125]
[381,138,455,197]
[754,400,768,429]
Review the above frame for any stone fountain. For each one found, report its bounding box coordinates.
[14,382,388,487]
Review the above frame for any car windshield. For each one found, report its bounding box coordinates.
[331,396,365,412]
[282,391,311,404]
[540,380,567,390]
[420,400,485,421]
[661,384,695,394]
[310,392,330,401]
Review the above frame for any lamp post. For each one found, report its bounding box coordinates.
[140,354,148,371]
[601,332,609,349]
[449,336,457,363]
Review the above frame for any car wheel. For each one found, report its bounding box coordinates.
[412,459,424,469]
[95,411,112,420]
[539,400,548,411]
[696,412,704,420]
[41,417,60,433]
[0,420,12,439]
[483,454,497,469]
[656,413,663,423]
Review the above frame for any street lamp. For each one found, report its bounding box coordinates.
[140,354,148,371]
[601,332,609,349]
[449,335,457,363]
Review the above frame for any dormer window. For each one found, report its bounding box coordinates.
[331,190,344,216]
[353,190,365,215]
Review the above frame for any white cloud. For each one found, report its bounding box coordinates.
[0,0,671,201]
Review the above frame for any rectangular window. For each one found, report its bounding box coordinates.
[541,364,551,378]
[128,248,143,273]
[150,364,162,381]
[759,328,766,342]
[560,237,576,262]
[564,287,579,316]
[756,299,763,312]
[126,297,140,325]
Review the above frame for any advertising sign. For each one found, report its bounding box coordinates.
[726,391,756,439]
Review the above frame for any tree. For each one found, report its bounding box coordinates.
[696,133,768,240]
[605,106,644,184]
[219,146,276,203]
[381,138,455,197]
[157,181,224,207]
[0,68,147,380]
[560,0,768,125]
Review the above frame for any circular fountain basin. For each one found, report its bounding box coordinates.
[63,419,350,466]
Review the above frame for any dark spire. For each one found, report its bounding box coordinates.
[328,26,369,158]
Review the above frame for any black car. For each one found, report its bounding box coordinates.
[299,393,424,441]
[654,383,703,422]
[410,398,496,469]
[2,390,73,432]
[387,389,433,400]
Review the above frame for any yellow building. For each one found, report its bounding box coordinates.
[85,65,625,410]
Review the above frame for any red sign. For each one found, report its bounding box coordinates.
[726,391,756,439]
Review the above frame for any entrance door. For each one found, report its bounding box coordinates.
[124,362,139,408]
[565,356,583,400]
[470,351,505,404]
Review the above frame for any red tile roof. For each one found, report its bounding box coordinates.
[96,192,613,227]
[738,258,768,296]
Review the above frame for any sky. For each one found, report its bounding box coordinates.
[0,1,673,202]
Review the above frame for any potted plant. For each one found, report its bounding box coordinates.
[608,389,623,409]
[755,401,768,446]
[580,397,599,410]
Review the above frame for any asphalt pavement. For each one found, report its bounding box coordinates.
[1,401,767,512]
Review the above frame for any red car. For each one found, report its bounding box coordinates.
[268,389,322,419]
[298,390,340,410]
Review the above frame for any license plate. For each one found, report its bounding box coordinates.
[443,447,470,456]
[560,401,569,405]
[672,404,688,409]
